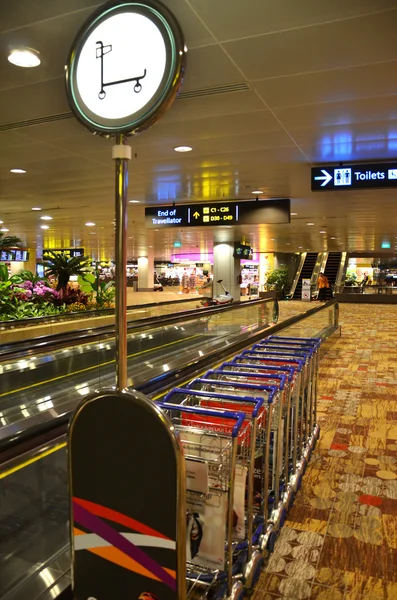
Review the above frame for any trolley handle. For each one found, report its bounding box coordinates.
[157,401,246,438]
[257,341,314,354]
[199,373,280,404]
[267,335,321,347]
[220,363,290,388]
[253,344,313,358]
[170,385,264,419]
[238,352,305,372]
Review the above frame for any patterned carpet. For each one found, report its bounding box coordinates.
[253,304,397,600]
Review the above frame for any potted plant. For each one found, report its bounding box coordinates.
[0,231,22,248]
[266,266,289,299]
[42,251,91,291]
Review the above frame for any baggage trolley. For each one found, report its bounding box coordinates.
[216,361,292,533]
[266,336,321,440]
[156,402,248,600]
[251,343,318,452]
[188,372,286,557]
[235,352,309,475]
[164,387,268,591]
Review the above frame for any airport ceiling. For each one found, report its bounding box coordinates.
[1,0,397,261]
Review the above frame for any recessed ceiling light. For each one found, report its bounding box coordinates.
[298,246,303,248]
[252,190,263,194]
[40,225,49,230]
[319,230,326,234]
[270,238,275,241]
[291,212,298,216]
[85,222,96,226]
[40,216,52,221]
[0,227,9,232]
[89,232,96,235]
[306,222,314,226]
[8,48,41,68]
[174,146,192,152]
[129,200,140,203]
[10,168,26,174]
[31,207,41,211]
[286,242,290,245]
[330,236,336,240]
[0,221,3,225]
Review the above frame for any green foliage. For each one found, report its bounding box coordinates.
[266,266,289,291]
[345,271,358,286]
[42,252,91,291]
[0,301,67,321]
[80,272,116,308]
[0,231,22,249]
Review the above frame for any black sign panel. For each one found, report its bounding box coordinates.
[145,199,290,228]
[68,390,185,600]
[311,162,397,191]
[43,248,84,258]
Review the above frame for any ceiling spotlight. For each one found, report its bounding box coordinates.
[10,168,26,174]
[306,222,314,226]
[270,238,275,241]
[286,243,290,245]
[8,48,41,68]
[330,236,336,239]
[291,212,298,216]
[40,225,49,230]
[129,200,140,203]
[31,207,42,211]
[298,246,303,248]
[85,222,96,226]
[0,227,9,232]
[40,216,52,221]
[174,146,192,152]
[319,230,326,234]
[252,190,263,194]
[0,221,3,225]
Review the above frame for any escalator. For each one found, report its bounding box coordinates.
[293,253,318,299]
[0,300,338,600]
[324,252,342,287]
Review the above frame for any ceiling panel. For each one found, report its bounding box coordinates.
[179,45,244,90]
[253,61,397,108]
[223,10,397,80]
[0,78,69,124]
[189,0,397,40]
[288,120,397,147]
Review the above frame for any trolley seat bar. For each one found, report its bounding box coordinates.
[255,343,314,358]
[220,363,290,387]
[237,352,305,373]
[157,401,246,438]
[188,377,277,407]
[267,335,321,347]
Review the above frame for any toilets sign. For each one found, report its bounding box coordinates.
[311,162,397,191]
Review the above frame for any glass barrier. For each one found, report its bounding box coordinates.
[0,299,278,434]
[0,298,201,345]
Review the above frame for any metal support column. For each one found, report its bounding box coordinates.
[112,135,131,390]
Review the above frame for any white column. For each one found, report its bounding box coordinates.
[213,242,241,301]
[138,248,154,291]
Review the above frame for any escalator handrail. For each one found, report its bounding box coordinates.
[0,296,198,330]
[0,297,270,361]
[0,300,337,465]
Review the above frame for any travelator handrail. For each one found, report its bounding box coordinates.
[0,295,198,331]
[0,297,276,362]
[0,300,338,466]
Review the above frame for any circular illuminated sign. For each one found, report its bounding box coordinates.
[65,0,185,136]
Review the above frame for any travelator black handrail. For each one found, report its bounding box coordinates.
[0,300,338,466]
[0,295,198,330]
[0,297,272,361]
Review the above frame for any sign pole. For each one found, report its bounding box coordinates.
[113,134,131,390]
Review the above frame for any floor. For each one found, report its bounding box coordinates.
[254,304,397,600]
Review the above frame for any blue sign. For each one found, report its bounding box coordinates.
[311,162,397,191]
[381,242,391,249]
[173,241,182,248]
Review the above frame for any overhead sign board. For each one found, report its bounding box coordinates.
[65,0,185,136]
[0,249,29,262]
[43,248,85,259]
[145,199,290,228]
[312,162,397,191]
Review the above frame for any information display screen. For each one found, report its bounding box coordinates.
[145,199,290,228]
[0,249,29,262]
[43,248,85,258]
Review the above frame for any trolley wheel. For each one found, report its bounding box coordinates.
[229,580,245,600]
[244,550,263,594]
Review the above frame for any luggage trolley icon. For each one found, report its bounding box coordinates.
[96,41,147,100]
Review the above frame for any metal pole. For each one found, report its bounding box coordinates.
[113,134,131,390]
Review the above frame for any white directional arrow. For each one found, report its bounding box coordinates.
[314,169,333,187]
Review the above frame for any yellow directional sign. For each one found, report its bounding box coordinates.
[193,211,200,218]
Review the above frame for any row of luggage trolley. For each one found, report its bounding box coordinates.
[157,335,321,600]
